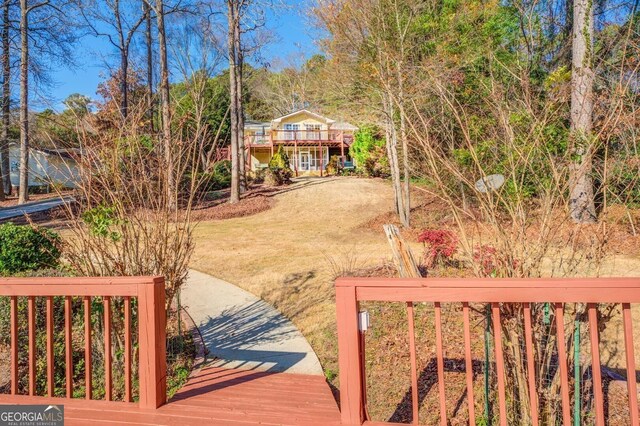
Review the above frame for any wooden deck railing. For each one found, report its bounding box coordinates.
[335,277,640,426]
[0,276,166,409]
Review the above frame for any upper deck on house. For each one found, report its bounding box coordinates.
[244,110,358,147]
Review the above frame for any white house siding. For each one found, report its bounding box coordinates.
[8,144,79,188]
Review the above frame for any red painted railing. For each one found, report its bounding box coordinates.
[0,276,166,409]
[336,277,640,426]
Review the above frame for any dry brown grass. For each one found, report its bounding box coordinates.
[190,177,416,379]
[190,176,640,421]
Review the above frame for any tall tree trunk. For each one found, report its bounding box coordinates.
[569,0,597,223]
[144,0,153,132]
[18,0,28,204]
[227,0,240,204]
[234,21,246,193]
[156,0,173,210]
[383,92,404,222]
[120,51,129,119]
[395,64,410,228]
[0,0,10,197]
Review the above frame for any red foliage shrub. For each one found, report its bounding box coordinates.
[472,245,498,277]
[473,244,521,277]
[418,229,458,267]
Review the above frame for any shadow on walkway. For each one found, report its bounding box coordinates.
[196,300,308,373]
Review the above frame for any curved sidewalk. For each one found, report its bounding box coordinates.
[181,269,324,375]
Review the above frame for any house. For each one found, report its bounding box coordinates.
[8,142,80,189]
[243,110,358,176]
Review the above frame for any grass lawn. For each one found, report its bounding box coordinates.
[190,175,640,422]
[190,177,413,379]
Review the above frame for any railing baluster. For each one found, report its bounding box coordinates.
[462,302,476,426]
[10,296,18,395]
[28,296,35,396]
[523,303,539,426]
[104,296,112,401]
[124,296,132,402]
[622,303,639,425]
[84,296,92,400]
[491,303,507,426]
[588,303,605,426]
[65,296,73,398]
[46,296,54,397]
[554,303,571,426]
[406,302,420,425]
[434,302,447,426]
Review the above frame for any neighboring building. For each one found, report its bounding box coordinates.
[8,142,80,189]
[243,110,358,176]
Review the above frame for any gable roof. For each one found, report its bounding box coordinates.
[331,122,359,131]
[271,109,336,125]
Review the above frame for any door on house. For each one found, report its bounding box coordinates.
[284,124,299,140]
[299,151,310,170]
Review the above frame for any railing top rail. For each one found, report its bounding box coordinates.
[0,276,164,297]
[337,277,640,303]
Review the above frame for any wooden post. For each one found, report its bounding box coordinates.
[320,140,323,177]
[335,282,364,426]
[294,140,298,177]
[138,277,167,409]
[341,138,345,167]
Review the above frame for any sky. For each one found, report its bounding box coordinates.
[42,2,320,111]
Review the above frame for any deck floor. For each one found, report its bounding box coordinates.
[0,366,342,426]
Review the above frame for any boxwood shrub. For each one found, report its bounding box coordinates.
[0,223,62,275]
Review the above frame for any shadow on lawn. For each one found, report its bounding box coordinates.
[388,358,482,423]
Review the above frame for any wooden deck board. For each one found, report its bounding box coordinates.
[0,366,341,426]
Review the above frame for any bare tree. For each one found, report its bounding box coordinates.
[143,0,154,130]
[316,0,414,227]
[0,0,9,198]
[78,0,147,119]
[17,0,76,203]
[223,0,275,203]
[226,0,241,203]
[569,0,597,223]
[155,0,174,210]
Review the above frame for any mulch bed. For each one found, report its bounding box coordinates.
[191,195,274,221]
[191,184,287,221]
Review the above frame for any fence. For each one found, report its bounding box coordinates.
[0,276,166,409]
[336,277,640,426]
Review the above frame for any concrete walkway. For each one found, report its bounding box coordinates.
[0,196,74,221]
[181,269,324,375]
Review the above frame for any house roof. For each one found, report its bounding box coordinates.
[331,122,359,131]
[245,120,270,130]
[271,109,336,125]
[8,141,81,159]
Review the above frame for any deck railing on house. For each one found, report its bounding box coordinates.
[0,276,166,409]
[245,130,350,145]
[335,277,640,426]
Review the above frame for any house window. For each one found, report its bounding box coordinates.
[305,124,321,140]
[284,124,299,140]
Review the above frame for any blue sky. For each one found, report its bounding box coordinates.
[43,3,320,111]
